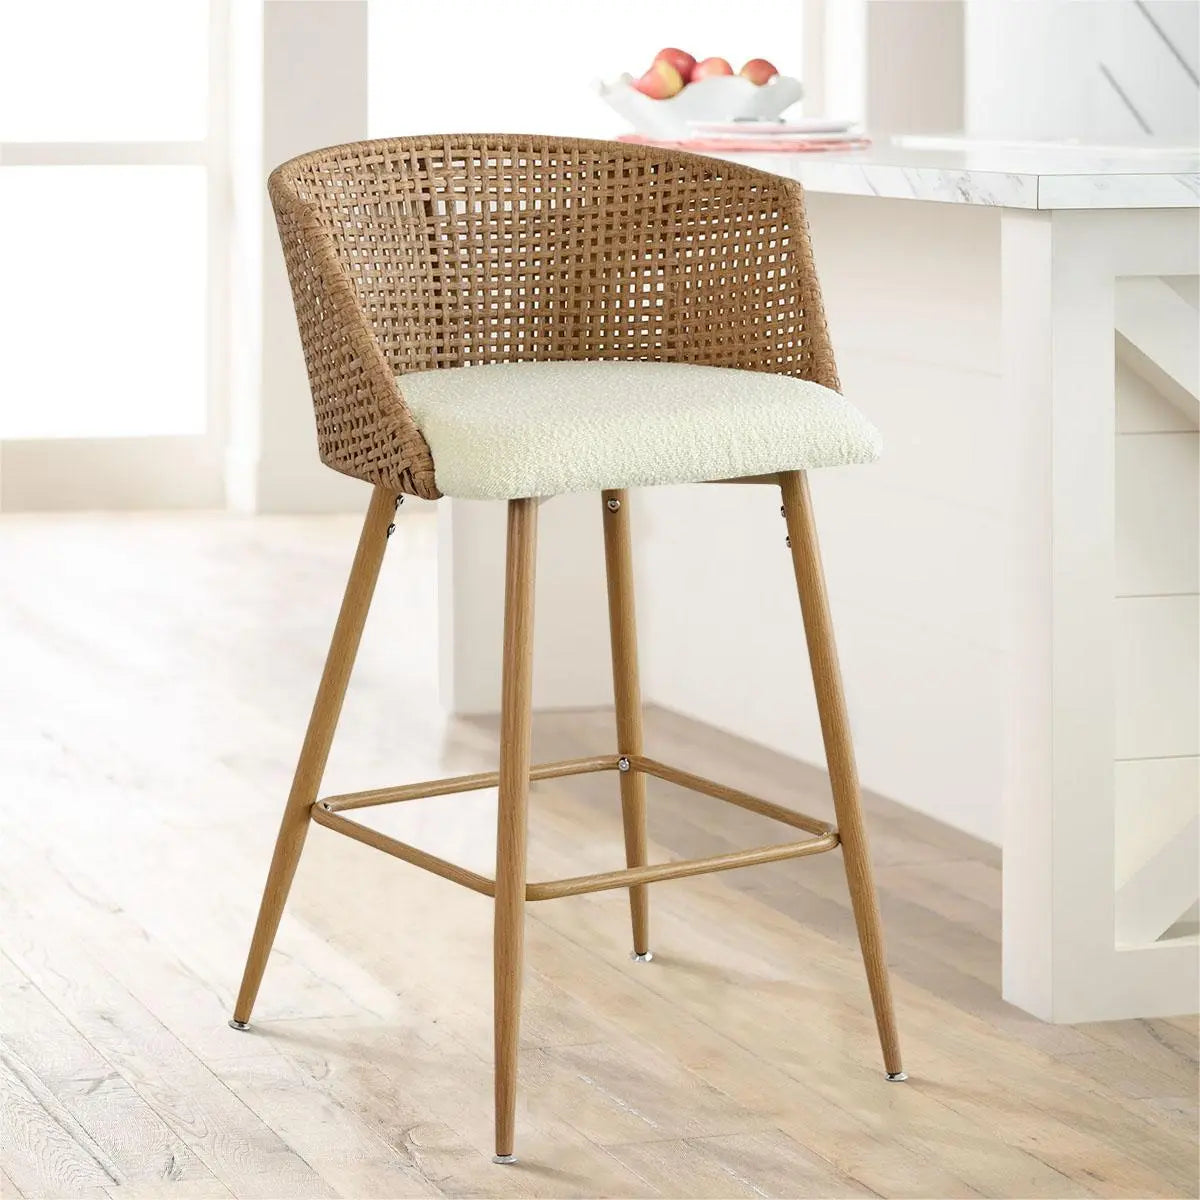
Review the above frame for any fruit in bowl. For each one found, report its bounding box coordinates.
[652,47,696,80]
[739,58,780,85]
[691,56,735,81]
[601,48,801,141]
[632,59,685,99]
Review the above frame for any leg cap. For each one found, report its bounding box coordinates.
[886,1071,908,1082]
[492,1154,517,1165]
[630,950,654,963]
[228,1019,251,1031]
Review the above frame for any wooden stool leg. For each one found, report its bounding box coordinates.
[493,497,538,1163]
[779,471,905,1079]
[230,485,396,1028]
[601,489,651,959]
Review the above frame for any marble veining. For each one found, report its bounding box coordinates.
[721,141,1200,210]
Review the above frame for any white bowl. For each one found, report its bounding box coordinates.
[598,73,803,141]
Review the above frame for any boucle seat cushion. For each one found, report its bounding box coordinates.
[399,360,881,500]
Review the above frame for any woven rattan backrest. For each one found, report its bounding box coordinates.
[269,134,839,498]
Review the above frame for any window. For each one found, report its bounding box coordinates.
[0,0,225,506]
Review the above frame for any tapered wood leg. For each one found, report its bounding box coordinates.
[601,489,651,958]
[493,497,538,1162]
[231,485,396,1027]
[779,471,904,1077]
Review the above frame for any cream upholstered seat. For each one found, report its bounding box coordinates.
[400,360,881,500]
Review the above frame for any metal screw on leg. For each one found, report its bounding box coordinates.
[606,498,621,512]
[785,536,791,548]
[228,1019,250,1031]
[618,756,630,772]
[387,496,405,533]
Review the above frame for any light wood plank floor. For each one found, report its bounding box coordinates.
[0,509,1195,1200]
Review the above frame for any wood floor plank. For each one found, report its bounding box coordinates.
[501,775,1192,1196]
[631,886,1192,1198]
[1,511,1196,1200]
[1077,1017,1199,1085]
[209,1051,439,1200]
[1052,1045,1199,1139]
[101,1183,235,1199]
[535,1040,765,1146]
[1056,1045,1195,1105]
[524,877,1090,1199]
[266,1019,661,1197]
[241,1021,511,1198]
[0,953,216,1193]
[604,1127,876,1199]
[0,884,334,1200]
[1162,1014,1199,1037]
[0,1165,27,1199]
[0,814,648,1194]
[0,1049,118,1199]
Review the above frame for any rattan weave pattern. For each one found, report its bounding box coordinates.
[268,134,840,499]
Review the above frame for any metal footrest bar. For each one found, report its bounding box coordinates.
[310,755,840,902]
[523,831,838,901]
[319,755,620,813]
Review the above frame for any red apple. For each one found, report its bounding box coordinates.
[690,56,734,82]
[739,57,779,85]
[653,47,696,80]
[632,59,685,99]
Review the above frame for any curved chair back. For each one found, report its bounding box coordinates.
[269,134,838,498]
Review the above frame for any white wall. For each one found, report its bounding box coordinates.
[814,0,1200,143]
[865,0,964,134]
[368,0,803,138]
[965,0,1200,143]
[226,0,371,514]
[257,1,369,513]
[639,196,1011,845]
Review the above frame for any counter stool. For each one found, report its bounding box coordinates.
[230,135,905,1164]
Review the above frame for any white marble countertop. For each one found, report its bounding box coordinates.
[719,137,1200,210]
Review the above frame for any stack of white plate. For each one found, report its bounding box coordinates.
[687,117,859,141]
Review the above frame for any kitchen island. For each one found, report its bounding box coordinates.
[724,137,1199,208]
[440,139,1199,1023]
